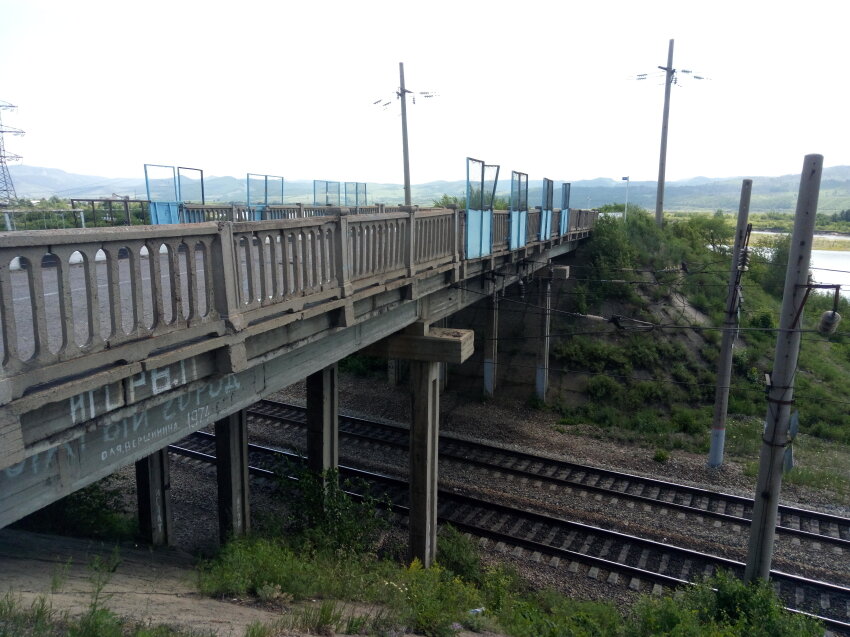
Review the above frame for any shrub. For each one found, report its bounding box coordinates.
[586,374,622,401]
[275,464,389,554]
[436,525,483,584]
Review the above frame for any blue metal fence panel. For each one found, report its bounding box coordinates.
[540,209,552,240]
[509,171,528,250]
[560,182,571,235]
[509,211,527,250]
[540,178,554,240]
[465,157,498,258]
[149,201,180,224]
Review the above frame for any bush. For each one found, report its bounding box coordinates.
[275,464,389,554]
[586,375,622,401]
[436,525,483,584]
[391,560,481,637]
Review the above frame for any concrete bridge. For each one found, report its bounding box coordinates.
[0,204,597,564]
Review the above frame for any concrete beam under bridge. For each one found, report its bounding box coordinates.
[365,326,473,567]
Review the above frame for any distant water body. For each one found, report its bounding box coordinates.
[753,231,850,298]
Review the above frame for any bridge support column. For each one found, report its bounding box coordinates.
[215,410,251,543]
[362,326,474,567]
[483,294,499,398]
[306,364,339,476]
[535,280,552,403]
[410,360,440,567]
[135,449,174,546]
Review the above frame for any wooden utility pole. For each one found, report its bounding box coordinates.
[708,180,752,468]
[399,62,412,206]
[744,154,822,582]
[655,39,675,227]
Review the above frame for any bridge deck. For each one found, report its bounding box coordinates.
[0,206,596,527]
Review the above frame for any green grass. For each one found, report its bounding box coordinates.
[196,465,823,637]
[550,209,850,461]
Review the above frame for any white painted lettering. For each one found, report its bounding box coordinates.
[104,384,121,411]
[163,398,176,422]
[128,371,147,402]
[103,423,121,442]
[224,375,241,393]
[5,461,25,478]
[207,378,223,399]
[132,412,147,433]
[150,366,172,395]
[69,393,87,424]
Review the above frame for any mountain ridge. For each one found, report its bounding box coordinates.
[8,164,850,213]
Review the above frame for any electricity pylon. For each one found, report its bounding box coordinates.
[0,101,24,207]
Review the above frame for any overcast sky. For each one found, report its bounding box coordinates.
[1,0,848,187]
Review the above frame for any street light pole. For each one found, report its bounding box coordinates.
[399,62,412,206]
[655,39,674,227]
[622,176,630,220]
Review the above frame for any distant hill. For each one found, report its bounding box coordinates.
[8,165,850,213]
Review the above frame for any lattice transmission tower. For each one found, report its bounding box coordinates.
[0,101,24,207]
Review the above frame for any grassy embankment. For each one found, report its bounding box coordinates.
[550,208,850,495]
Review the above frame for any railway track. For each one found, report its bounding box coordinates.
[169,427,850,634]
[247,399,850,551]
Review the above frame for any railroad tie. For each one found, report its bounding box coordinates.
[508,518,525,537]
[561,530,577,550]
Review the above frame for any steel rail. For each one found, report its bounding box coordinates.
[168,429,850,633]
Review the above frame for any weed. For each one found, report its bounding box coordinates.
[653,449,670,463]
[626,570,822,636]
[275,463,390,554]
[50,557,72,593]
[436,525,482,584]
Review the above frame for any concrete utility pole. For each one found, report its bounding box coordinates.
[655,39,675,227]
[399,62,412,206]
[708,180,752,468]
[744,154,822,582]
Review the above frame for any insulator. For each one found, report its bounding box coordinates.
[737,250,750,271]
[518,279,526,300]
[818,310,841,335]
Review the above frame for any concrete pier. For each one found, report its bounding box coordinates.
[535,279,552,403]
[214,411,251,542]
[483,294,499,398]
[135,449,174,546]
[306,364,339,477]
